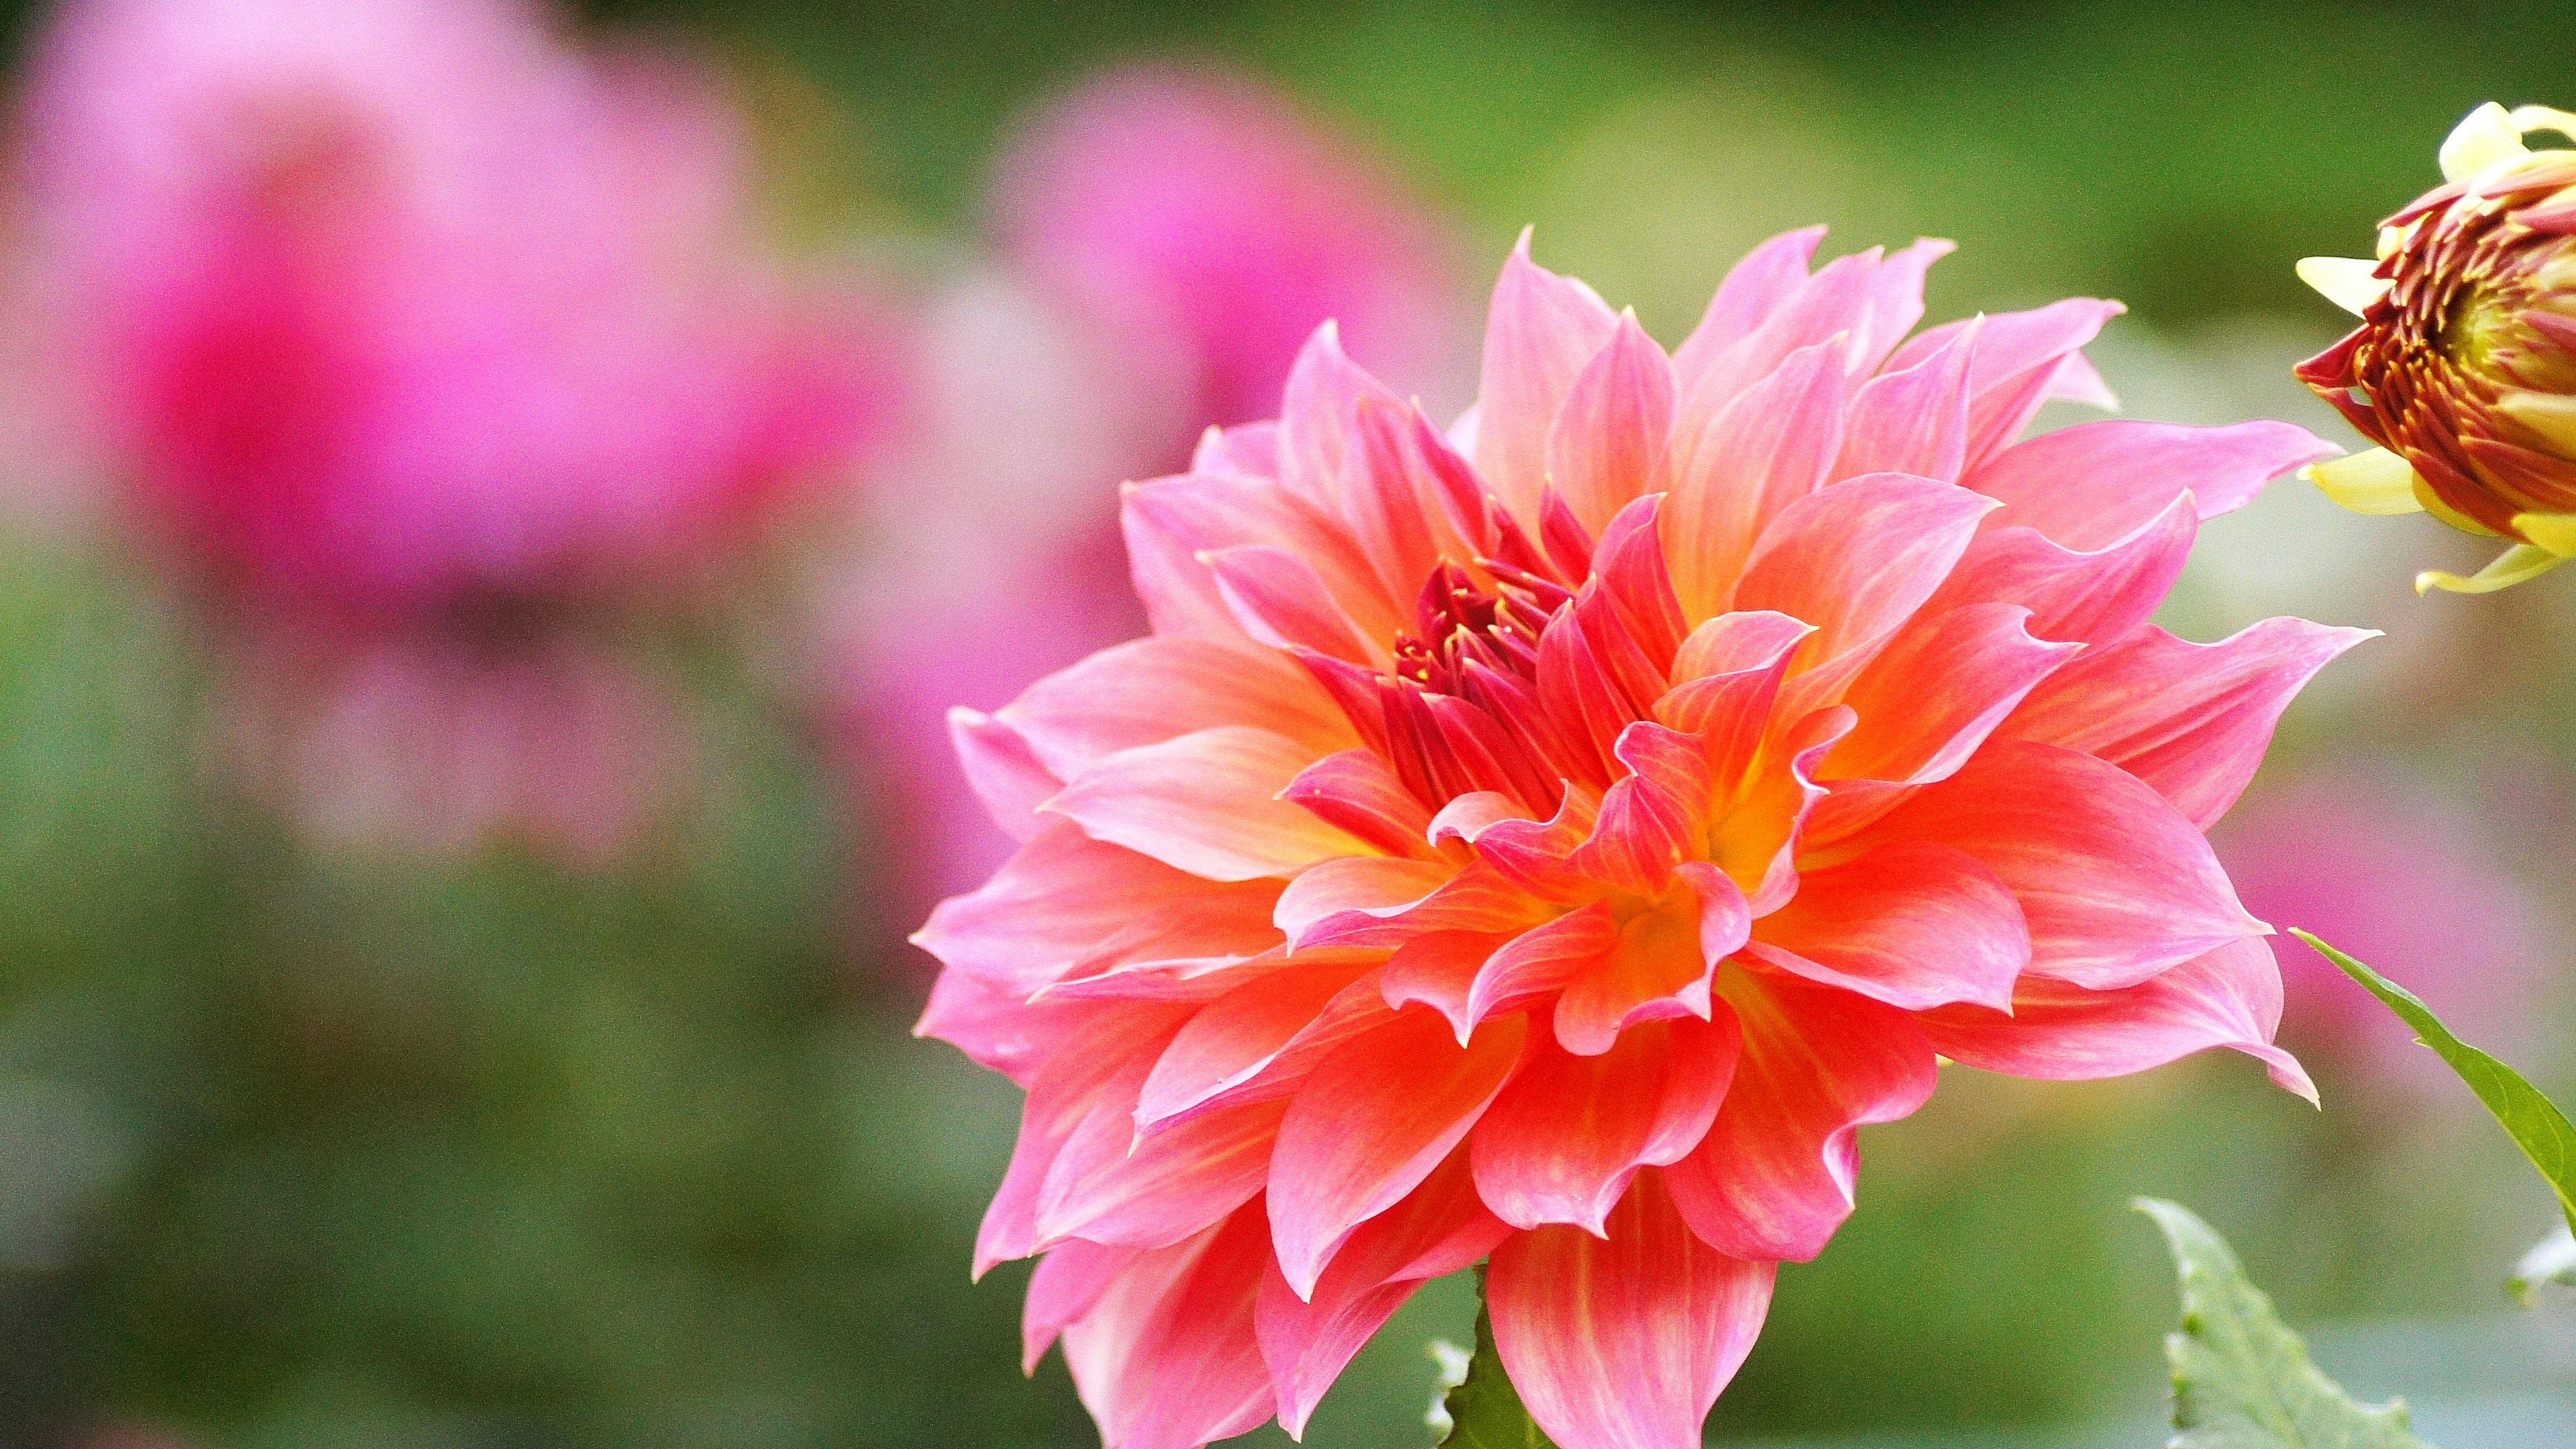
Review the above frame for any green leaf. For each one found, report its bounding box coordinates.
[2294,930,2576,1234]
[2508,1225,2576,1305]
[1433,1267,1558,1449]
[2137,1198,2436,1449]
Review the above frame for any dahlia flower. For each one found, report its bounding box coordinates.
[2296,102,2576,594]
[918,228,2360,1449]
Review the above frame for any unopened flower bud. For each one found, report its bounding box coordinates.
[2296,102,2576,592]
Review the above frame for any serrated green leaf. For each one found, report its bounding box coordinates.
[1434,1267,1557,1449]
[2294,930,2576,1235]
[2137,1198,2435,1449]
[2508,1225,2576,1305]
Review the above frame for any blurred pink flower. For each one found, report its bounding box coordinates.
[994,62,1463,437]
[2215,762,2553,1081]
[842,64,1467,924]
[13,0,903,855]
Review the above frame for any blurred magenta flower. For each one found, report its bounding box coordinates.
[993,61,1464,436]
[914,228,2357,1449]
[841,65,1466,919]
[2215,762,2551,1082]
[13,0,902,855]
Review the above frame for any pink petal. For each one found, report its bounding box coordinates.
[1733,474,1997,667]
[1824,603,2078,785]
[1280,748,1438,860]
[1383,930,1511,1043]
[1919,494,2196,647]
[1346,396,1467,605]
[1470,1014,1740,1233]
[916,969,1115,1090]
[1678,248,1876,413]
[915,822,1285,997]
[1571,722,1713,895]
[1554,867,1749,1056]
[1135,959,1387,1134]
[1663,338,1847,623]
[1000,635,1353,782]
[1466,904,1621,1025]
[1044,726,1365,882]
[1920,936,2314,1102]
[1035,1090,1286,1252]
[979,1006,1193,1275]
[1743,841,2029,1011]
[1060,1204,1277,1449]
[1205,544,1391,668]
[1857,739,2263,989]
[2000,619,2374,828]
[1963,419,2340,550]
[1267,1008,1529,1299]
[1277,321,1401,511]
[1125,470,1405,642]
[1256,1149,1511,1436]
[1487,1171,1775,1449]
[1191,420,1282,480]
[1829,322,1976,485]
[1847,237,1955,374]
[1277,855,1554,951]
[949,707,1061,843]
[1888,298,2125,468]
[1025,1238,1141,1373]
[1474,230,1623,523]
[1671,225,1827,393]
[1547,312,1676,535]
[1664,970,1936,1260]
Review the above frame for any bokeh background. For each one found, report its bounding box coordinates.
[4,1,2576,1446]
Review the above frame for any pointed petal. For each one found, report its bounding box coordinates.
[1267,1010,1529,1299]
[1060,1205,1277,1449]
[1663,971,1937,1260]
[1136,958,1381,1134]
[1466,904,1621,1025]
[1733,474,1997,666]
[2000,619,2373,828]
[1487,1172,1775,1449]
[1554,867,1749,1056]
[1671,225,1826,391]
[1277,321,1401,511]
[1858,739,2263,989]
[1474,232,1621,523]
[1025,1238,1141,1373]
[1280,748,1438,861]
[1920,494,2197,646]
[1001,635,1354,781]
[1471,1014,1739,1233]
[1964,419,2339,549]
[1256,1150,1511,1436]
[1035,1092,1285,1252]
[950,708,1061,843]
[1920,936,2313,1102]
[1045,726,1369,881]
[1663,338,1848,623]
[1829,322,1976,485]
[1205,544,1391,667]
[916,823,1285,997]
[1824,603,2078,784]
[1744,841,2029,1010]
[1548,313,1677,535]
[916,969,1114,1089]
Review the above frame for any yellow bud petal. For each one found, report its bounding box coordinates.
[2304,448,2423,515]
[2495,390,2576,458]
[2508,105,2576,144]
[2376,223,2414,261]
[2441,102,2530,184]
[2294,256,2390,316]
[2416,541,2565,594]
[2514,511,2576,556]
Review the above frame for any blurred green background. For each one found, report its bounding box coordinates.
[8,1,2576,1446]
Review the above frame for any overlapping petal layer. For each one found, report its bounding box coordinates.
[918,229,2361,1449]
